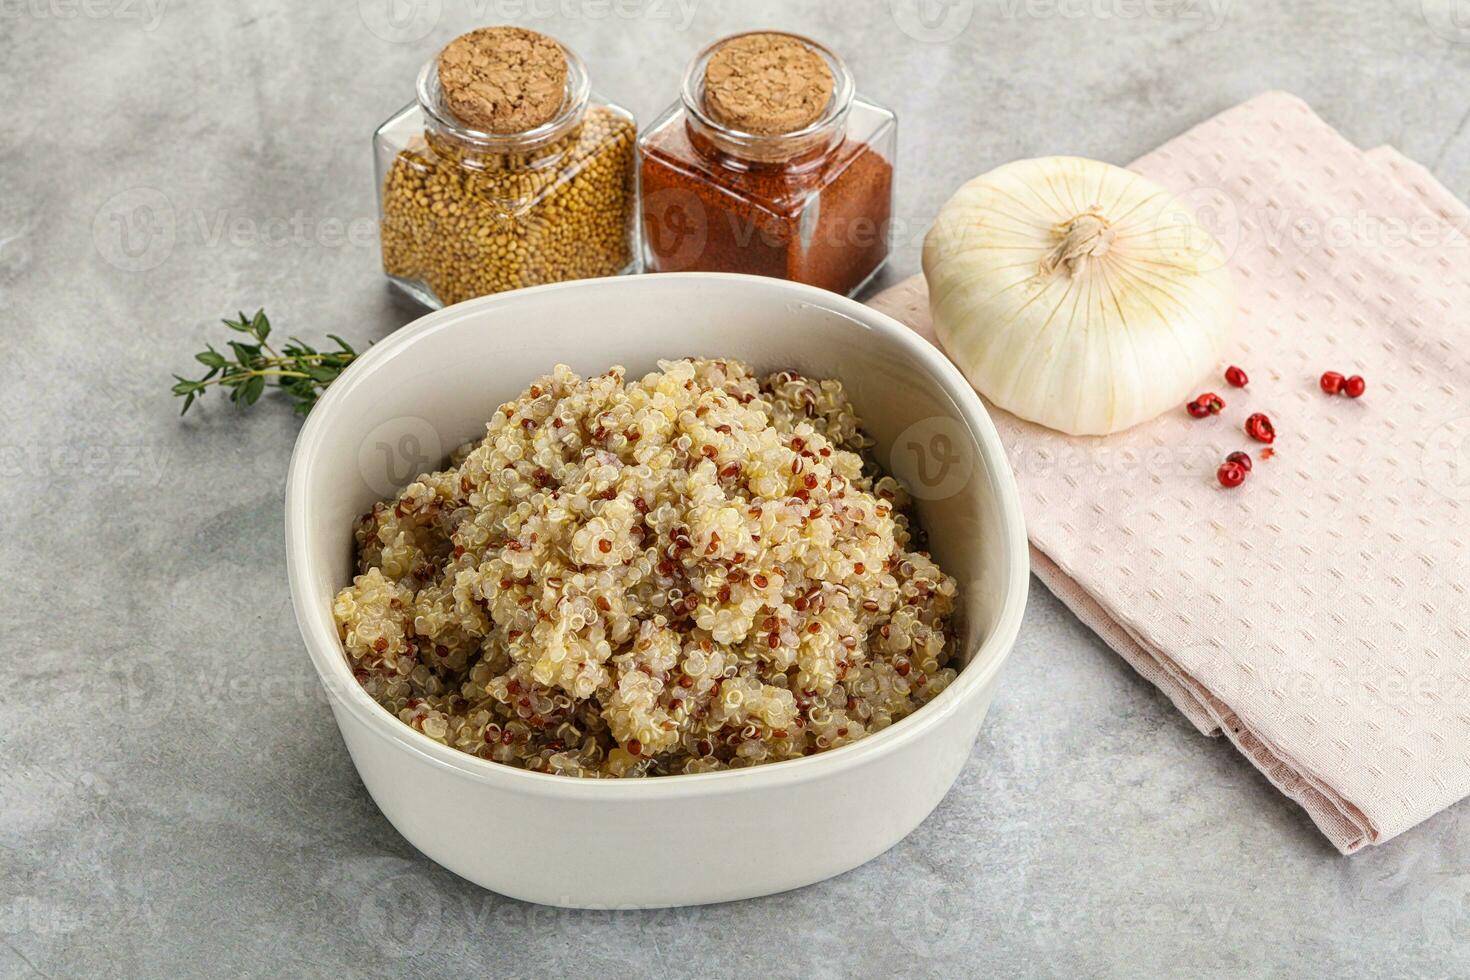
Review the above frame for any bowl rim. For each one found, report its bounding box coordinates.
[285,272,1029,799]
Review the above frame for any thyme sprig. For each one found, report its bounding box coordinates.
[172,309,359,416]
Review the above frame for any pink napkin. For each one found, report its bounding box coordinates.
[870,92,1470,853]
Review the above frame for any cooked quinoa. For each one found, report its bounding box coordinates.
[332,358,960,777]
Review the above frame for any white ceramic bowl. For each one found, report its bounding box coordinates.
[286,273,1028,908]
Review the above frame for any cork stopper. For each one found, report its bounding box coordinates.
[702,33,835,135]
[437,26,569,134]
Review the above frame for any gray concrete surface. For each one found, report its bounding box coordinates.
[4,1,1468,977]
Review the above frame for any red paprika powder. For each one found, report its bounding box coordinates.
[638,32,897,297]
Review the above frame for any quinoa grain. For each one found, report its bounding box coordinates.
[333,358,960,777]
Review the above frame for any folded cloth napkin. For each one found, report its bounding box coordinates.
[870,92,1470,853]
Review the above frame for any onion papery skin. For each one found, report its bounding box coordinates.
[922,156,1234,437]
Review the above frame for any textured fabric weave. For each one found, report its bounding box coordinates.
[869,92,1470,853]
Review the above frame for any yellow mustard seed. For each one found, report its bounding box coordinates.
[376,28,638,307]
[380,106,636,307]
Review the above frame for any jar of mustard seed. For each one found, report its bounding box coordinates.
[638,31,896,297]
[374,27,638,308]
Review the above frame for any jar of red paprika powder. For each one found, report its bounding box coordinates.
[638,31,895,297]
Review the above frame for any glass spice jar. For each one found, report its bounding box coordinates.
[638,31,896,297]
[374,27,638,308]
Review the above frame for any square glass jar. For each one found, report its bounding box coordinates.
[374,46,638,309]
[638,34,896,298]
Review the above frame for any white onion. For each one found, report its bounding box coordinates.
[922,156,1234,436]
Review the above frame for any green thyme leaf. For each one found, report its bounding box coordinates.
[171,308,365,417]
